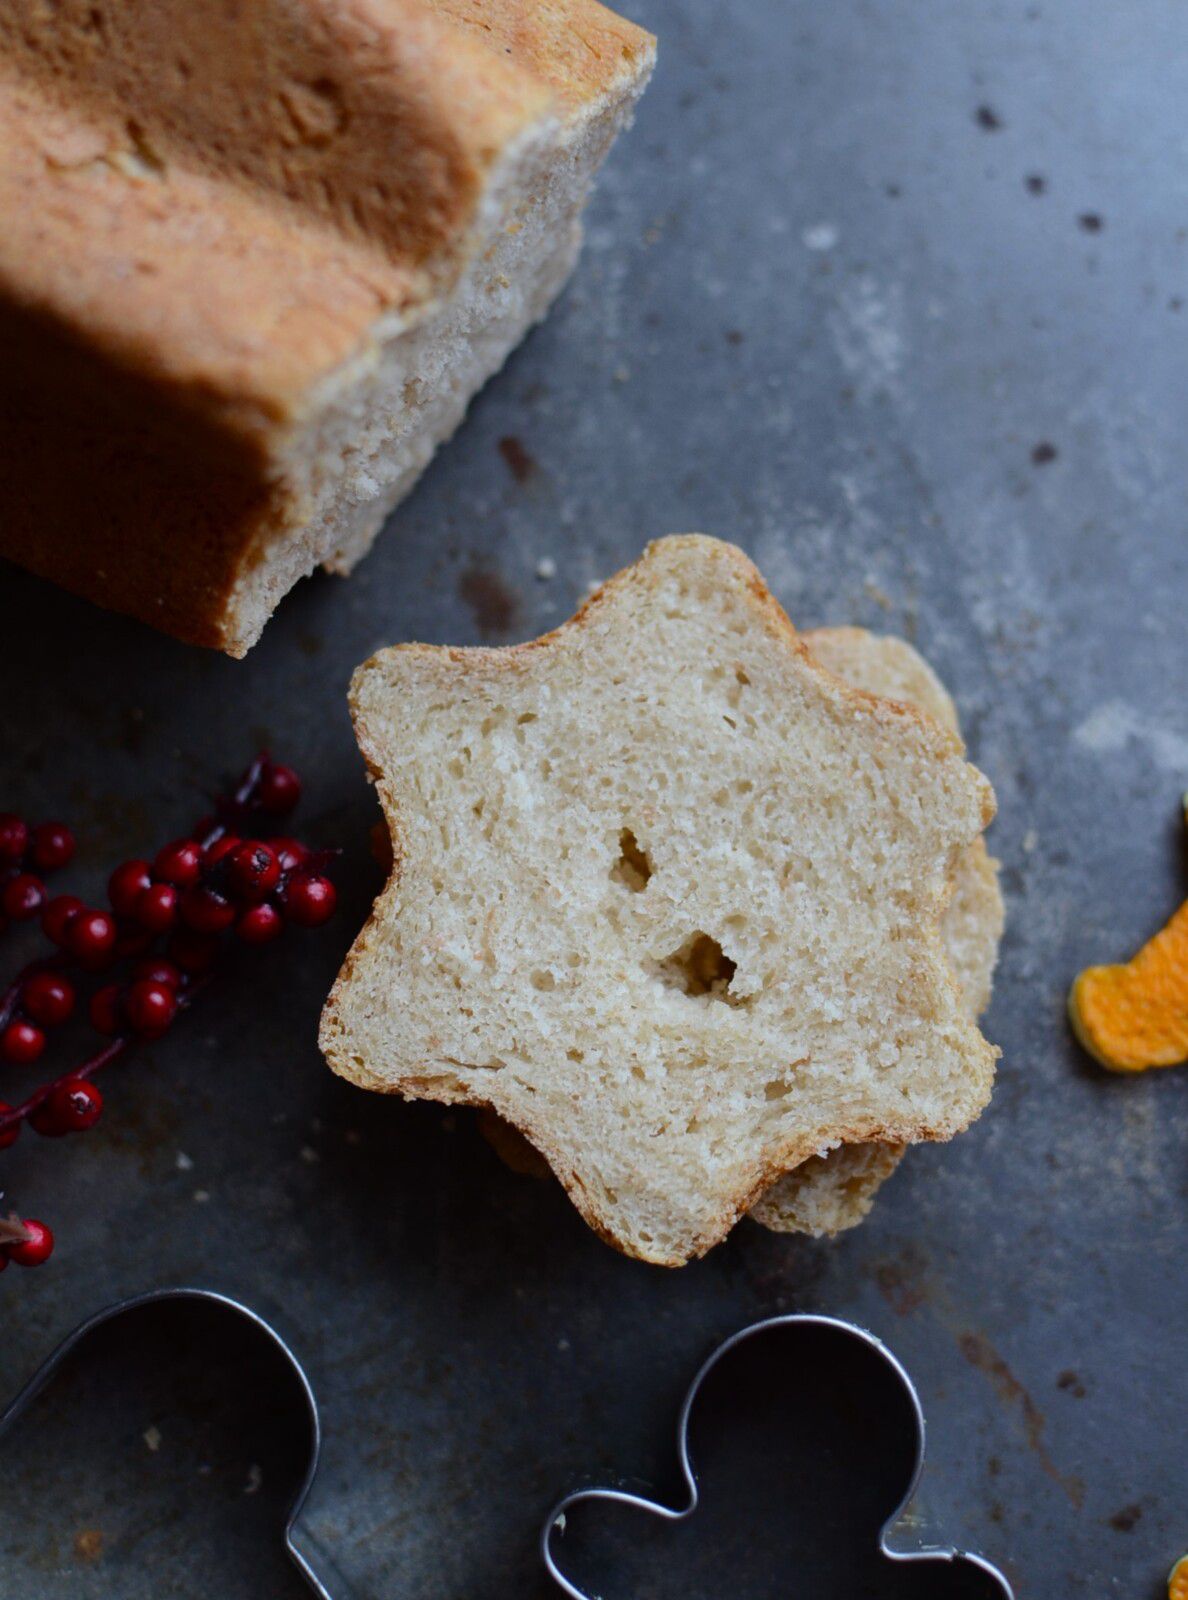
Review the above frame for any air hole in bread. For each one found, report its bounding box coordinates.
[531,969,556,992]
[611,828,652,891]
[651,932,743,1002]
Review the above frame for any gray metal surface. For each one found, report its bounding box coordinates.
[1,0,1186,1594]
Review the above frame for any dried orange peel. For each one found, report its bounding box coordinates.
[1069,899,1188,1072]
[1070,798,1188,1072]
[1169,1554,1188,1600]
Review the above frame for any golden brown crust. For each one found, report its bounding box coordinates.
[0,0,655,650]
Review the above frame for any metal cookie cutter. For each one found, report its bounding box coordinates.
[542,1313,1015,1599]
[0,1286,352,1600]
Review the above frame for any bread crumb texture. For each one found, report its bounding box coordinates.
[749,625,1003,1237]
[320,535,999,1265]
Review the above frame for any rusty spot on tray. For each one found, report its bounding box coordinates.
[1056,1368,1086,1398]
[1109,1503,1142,1532]
[498,435,537,483]
[1031,441,1058,466]
[974,104,1002,131]
[73,1528,104,1562]
[1078,212,1104,233]
[1025,173,1047,195]
[958,1331,1085,1508]
[459,566,520,636]
[872,1246,930,1317]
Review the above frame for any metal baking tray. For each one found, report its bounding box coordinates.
[1,0,1185,1594]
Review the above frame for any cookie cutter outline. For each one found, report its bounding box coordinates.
[0,1286,351,1600]
[541,1311,1015,1599]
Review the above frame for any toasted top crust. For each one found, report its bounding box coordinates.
[0,0,654,441]
[321,535,998,1265]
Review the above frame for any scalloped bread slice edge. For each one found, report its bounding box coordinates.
[320,535,998,1266]
[749,627,1003,1237]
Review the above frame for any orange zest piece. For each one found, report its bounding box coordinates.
[1069,900,1188,1072]
[1169,1554,1188,1600]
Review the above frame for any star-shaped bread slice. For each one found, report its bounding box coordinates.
[320,536,998,1265]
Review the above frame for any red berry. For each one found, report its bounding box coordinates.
[167,926,221,974]
[237,902,284,944]
[43,1078,103,1132]
[131,957,183,990]
[153,838,204,888]
[2,872,45,922]
[136,881,178,933]
[281,873,336,927]
[29,821,75,873]
[2,1019,45,1064]
[42,893,84,946]
[268,836,309,873]
[89,984,123,1036]
[22,971,75,1028]
[66,908,118,968]
[123,978,178,1038]
[0,813,28,865]
[257,762,301,814]
[227,841,281,901]
[204,834,241,868]
[109,858,152,917]
[0,1104,19,1150]
[7,1218,54,1266]
[180,884,235,934]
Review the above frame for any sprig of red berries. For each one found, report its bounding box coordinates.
[0,753,337,1272]
[0,812,75,936]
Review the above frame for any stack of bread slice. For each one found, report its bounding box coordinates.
[320,536,1002,1265]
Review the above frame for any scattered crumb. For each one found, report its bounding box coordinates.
[175,1151,193,1171]
[1025,173,1047,195]
[1022,829,1038,854]
[557,1337,571,1351]
[613,365,630,384]
[975,104,1002,131]
[244,1463,263,1496]
[1056,1369,1086,1398]
[299,1145,319,1165]
[1031,441,1058,466]
[864,578,893,611]
[802,221,839,252]
[1078,212,1104,233]
[73,1529,104,1563]
[143,1425,162,1453]
[192,1189,210,1204]
[535,557,557,581]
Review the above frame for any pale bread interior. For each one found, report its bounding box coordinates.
[226,74,651,653]
[750,626,1003,1237]
[320,536,998,1265]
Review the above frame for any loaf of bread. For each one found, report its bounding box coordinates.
[320,535,999,1266]
[0,0,654,653]
[749,626,1003,1237]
